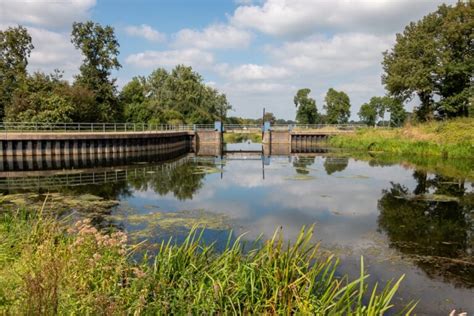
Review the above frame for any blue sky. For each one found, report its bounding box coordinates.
[0,0,455,120]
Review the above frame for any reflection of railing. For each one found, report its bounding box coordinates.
[0,122,217,133]
[0,157,194,191]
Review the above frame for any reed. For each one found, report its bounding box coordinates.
[0,209,416,314]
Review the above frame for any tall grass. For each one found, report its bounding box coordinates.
[329,118,474,158]
[0,209,415,314]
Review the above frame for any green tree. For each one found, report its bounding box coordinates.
[71,21,121,122]
[323,88,351,124]
[0,25,34,120]
[120,65,231,125]
[382,2,473,121]
[358,96,407,127]
[294,88,319,124]
[358,102,378,126]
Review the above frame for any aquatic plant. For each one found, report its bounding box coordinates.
[0,208,416,314]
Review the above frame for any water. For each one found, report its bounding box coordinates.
[1,142,473,314]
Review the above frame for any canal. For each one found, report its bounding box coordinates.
[0,141,472,314]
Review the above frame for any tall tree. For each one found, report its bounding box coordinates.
[120,65,231,124]
[324,88,351,124]
[382,1,473,121]
[294,88,319,124]
[71,21,121,122]
[0,25,34,120]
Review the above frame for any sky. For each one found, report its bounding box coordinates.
[0,0,456,120]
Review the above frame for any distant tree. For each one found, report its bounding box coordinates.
[71,21,121,122]
[0,25,34,120]
[358,96,407,127]
[261,112,276,124]
[358,102,378,126]
[324,88,351,124]
[382,1,473,121]
[294,88,319,124]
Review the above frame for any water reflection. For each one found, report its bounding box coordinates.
[377,171,474,287]
[1,148,473,313]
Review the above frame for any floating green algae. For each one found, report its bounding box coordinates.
[284,174,316,181]
[108,209,231,240]
[0,192,118,214]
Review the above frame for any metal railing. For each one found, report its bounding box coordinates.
[0,122,218,133]
[273,124,364,131]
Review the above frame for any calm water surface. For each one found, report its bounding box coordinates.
[2,142,473,314]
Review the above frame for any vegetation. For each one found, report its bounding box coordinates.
[120,66,231,125]
[329,118,474,158]
[71,21,122,122]
[324,88,351,124]
[0,26,34,120]
[0,23,232,124]
[294,88,319,124]
[0,208,414,314]
[358,96,407,127]
[382,1,473,121]
[224,132,262,143]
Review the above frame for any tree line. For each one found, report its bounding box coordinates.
[294,1,472,126]
[1,1,471,126]
[0,22,232,124]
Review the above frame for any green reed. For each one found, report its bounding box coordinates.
[0,208,416,315]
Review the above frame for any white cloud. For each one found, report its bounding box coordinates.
[220,63,290,81]
[27,27,81,79]
[173,24,252,50]
[125,48,214,69]
[232,0,454,38]
[0,0,96,29]
[270,33,393,74]
[125,24,166,42]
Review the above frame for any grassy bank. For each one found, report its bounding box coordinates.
[329,118,474,158]
[224,132,262,143]
[0,208,414,314]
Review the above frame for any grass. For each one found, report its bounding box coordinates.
[328,118,474,158]
[0,206,416,314]
[224,132,262,143]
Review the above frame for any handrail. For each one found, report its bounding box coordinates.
[0,122,216,133]
[0,122,369,134]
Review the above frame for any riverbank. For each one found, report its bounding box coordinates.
[0,207,414,314]
[328,118,474,158]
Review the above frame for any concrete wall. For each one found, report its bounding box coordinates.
[0,131,193,158]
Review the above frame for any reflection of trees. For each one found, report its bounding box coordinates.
[378,172,474,287]
[292,157,315,174]
[323,157,348,175]
[60,181,132,200]
[127,161,206,200]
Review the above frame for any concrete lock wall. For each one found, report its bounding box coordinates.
[0,132,194,158]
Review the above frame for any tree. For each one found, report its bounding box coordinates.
[358,101,378,126]
[0,25,34,120]
[324,88,351,124]
[382,2,473,121]
[358,96,407,127]
[120,65,232,124]
[71,21,121,122]
[294,88,319,124]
